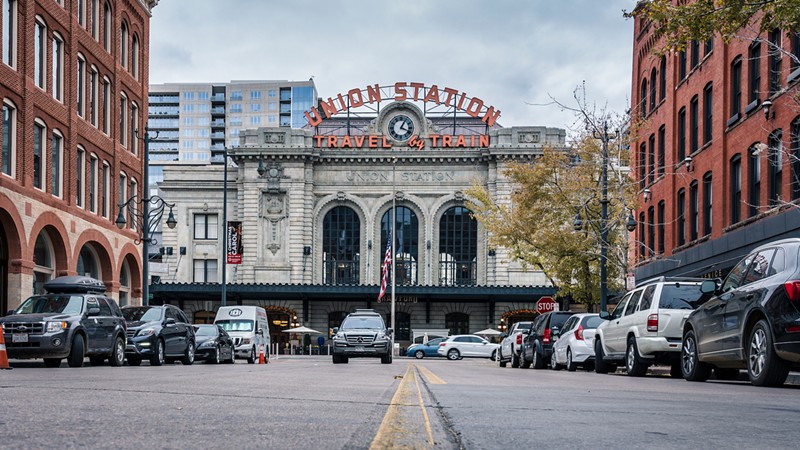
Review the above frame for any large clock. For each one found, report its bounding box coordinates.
[388,114,415,141]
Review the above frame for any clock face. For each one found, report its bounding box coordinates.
[388,115,415,141]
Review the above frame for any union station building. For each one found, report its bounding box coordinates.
[151,83,564,350]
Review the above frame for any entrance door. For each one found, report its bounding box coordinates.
[269,312,290,354]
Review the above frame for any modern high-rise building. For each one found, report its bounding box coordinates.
[0,0,157,312]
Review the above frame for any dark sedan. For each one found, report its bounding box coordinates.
[122,305,195,366]
[682,238,800,387]
[193,324,235,364]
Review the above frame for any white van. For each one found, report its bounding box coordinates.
[214,306,270,363]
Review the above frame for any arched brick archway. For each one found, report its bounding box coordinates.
[28,213,71,277]
[117,242,142,295]
[0,194,25,314]
[73,230,115,287]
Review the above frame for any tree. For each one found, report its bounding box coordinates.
[467,89,637,308]
[626,0,800,50]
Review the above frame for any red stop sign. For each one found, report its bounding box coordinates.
[536,296,558,314]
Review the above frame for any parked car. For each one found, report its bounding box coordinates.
[681,238,800,387]
[193,324,236,364]
[122,304,195,366]
[0,276,127,368]
[594,277,711,377]
[214,306,271,364]
[407,337,446,358]
[437,335,499,360]
[331,309,393,364]
[521,311,576,369]
[550,313,603,371]
[497,321,534,368]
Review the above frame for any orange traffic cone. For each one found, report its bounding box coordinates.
[258,346,266,364]
[0,324,12,370]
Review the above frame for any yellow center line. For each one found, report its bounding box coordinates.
[416,364,447,385]
[370,364,438,449]
[412,365,435,446]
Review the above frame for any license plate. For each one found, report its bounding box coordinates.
[355,346,365,352]
[12,333,28,343]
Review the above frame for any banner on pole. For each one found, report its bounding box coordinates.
[227,221,243,264]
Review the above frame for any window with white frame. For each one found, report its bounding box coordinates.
[90,0,98,39]
[102,1,111,52]
[130,103,138,154]
[101,161,109,217]
[118,172,127,222]
[76,146,85,207]
[51,130,62,197]
[52,33,63,101]
[2,0,18,68]
[102,77,110,134]
[119,93,127,147]
[33,120,45,190]
[89,66,98,126]
[193,259,217,282]
[89,154,97,213]
[131,34,139,79]
[129,178,137,230]
[77,0,86,27]
[77,55,86,117]
[34,18,45,89]
[193,213,218,240]
[2,100,16,177]
[120,21,128,69]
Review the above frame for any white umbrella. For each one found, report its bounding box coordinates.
[474,328,502,336]
[282,326,322,355]
[423,332,429,344]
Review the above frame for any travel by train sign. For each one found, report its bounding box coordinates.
[305,82,500,150]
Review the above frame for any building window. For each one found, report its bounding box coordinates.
[131,103,138,154]
[730,56,742,120]
[250,103,261,112]
[703,83,713,145]
[77,0,86,27]
[702,172,712,236]
[2,0,17,68]
[103,1,111,52]
[77,55,86,117]
[705,37,714,55]
[678,49,687,80]
[34,18,45,89]
[647,134,655,184]
[638,212,645,259]
[677,188,686,246]
[131,35,139,80]
[51,131,62,197]
[690,40,700,68]
[89,67,98,126]
[381,206,418,286]
[640,79,647,117]
[119,260,130,307]
[76,147,85,207]
[659,56,667,101]
[445,312,469,336]
[730,155,742,224]
[102,77,110,134]
[647,206,655,258]
[649,68,656,111]
[657,125,665,176]
[52,34,63,101]
[194,213,218,240]
[690,95,699,154]
[768,130,783,206]
[120,21,128,69]
[768,29,782,96]
[657,201,665,254]
[90,0,98,39]
[89,154,97,213]
[749,146,761,217]
[33,121,45,190]
[128,179,137,229]
[102,162,109,217]
[322,206,360,285]
[678,107,686,162]
[119,93,127,147]
[638,142,646,189]
[193,259,217,283]
[2,101,16,177]
[792,119,800,201]
[118,172,126,222]
[792,32,800,77]
[689,181,699,241]
[748,41,761,104]
[439,206,478,286]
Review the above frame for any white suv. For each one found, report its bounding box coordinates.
[594,277,712,377]
[438,335,499,360]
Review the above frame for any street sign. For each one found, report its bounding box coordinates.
[536,296,558,314]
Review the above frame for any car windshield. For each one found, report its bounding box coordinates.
[15,295,84,315]
[193,325,218,336]
[122,307,162,322]
[659,284,710,309]
[340,316,384,330]
[215,319,254,332]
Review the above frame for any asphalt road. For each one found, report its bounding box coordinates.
[3,355,800,449]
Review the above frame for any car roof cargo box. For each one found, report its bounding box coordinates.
[44,276,107,294]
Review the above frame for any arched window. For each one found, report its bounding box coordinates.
[33,231,55,294]
[381,206,418,286]
[640,79,648,117]
[703,172,713,236]
[120,20,128,68]
[76,244,100,279]
[102,1,111,52]
[749,144,761,217]
[649,67,656,111]
[730,154,742,224]
[119,259,130,306]
[445,312,469,336]
[322,206,360,285]
[768,130,783,206]
[438,206,477,286]
[659,56,667,101]
[131,34,139,79]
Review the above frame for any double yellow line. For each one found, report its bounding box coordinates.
[370,364,446,449]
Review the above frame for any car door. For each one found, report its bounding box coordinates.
[95,298,116,352]
[554,316,576,364]
[603,293,633,356]
[163,307,181,355]
[472,336,490,357]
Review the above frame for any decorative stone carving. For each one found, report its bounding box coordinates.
[518,132,540,144]
[454,190,465,202]
[395,191,405,201]
[264,132,285,144]
[263,161,284,194]
[337,191,346,201]
[260,194,288,256]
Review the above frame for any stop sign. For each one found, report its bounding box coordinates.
[536,296,558,314]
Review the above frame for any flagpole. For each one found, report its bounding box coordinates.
[391,156,396,348]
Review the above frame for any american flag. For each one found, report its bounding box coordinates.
[378,233,392,301]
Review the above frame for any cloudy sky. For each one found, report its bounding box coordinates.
[149,1,635,130]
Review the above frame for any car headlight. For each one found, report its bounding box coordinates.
[46,321,68,332]
[241,338,251,345]
[199,340,216,348]
[137,328,156,337]
[333,333,345,340]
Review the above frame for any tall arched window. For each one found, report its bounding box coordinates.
[33,231,55,294]
[322,206,360,285]
[120,20,128,68]
[649,68,656,111]
[445,312,469,336]
[659,56,667,101]
[381,206,418,286]
[76,244,100,279]
[438,206,477,286]
[640,79,648,117]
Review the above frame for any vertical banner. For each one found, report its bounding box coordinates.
[227,221,243,264]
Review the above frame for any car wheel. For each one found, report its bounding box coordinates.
[714,367,739,381]
[550,352,560,370]
[332,354,343,364]
[43,358,62,368]
[381,354,392,364]
[747,319,789,387]
[681,329,710,382]
[490,350,497,361]
[414,350,425,359]
[108,336,125,367]
[511,352,520,368]
[567,349,577,372]
[532,345,546,369]
[89,356,105,366]
[447,349,460,360]
[226,345,236,364]
[520,351,531,369]
[67,334,85,368]
[150,339,165,366]
[127,357,141,366]
[181,341,195,365]
[594,340,612,374]
[247,347,256,364]
[626,337,648,377]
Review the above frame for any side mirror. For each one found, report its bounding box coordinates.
[599,311,610,319]
[700,279,717,294]
[386,327,393,336]
[87,307,101,316]
[256,328,264,336]
[6,309,16,316]
[164,318,176,327]
[332,327,339,335]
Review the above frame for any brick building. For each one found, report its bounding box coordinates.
[0,0,158,313]
[630,3,800,281]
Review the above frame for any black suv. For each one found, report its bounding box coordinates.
[122,304,196,366]
[682,238,800,387]
[0,276,127,368]
[521,311,576,369]
[331,309,393,364]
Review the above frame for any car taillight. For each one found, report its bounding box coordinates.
[785,281,800,301]
[516,333,522,345]
[574,325,584,341]
[543,328,551,344]
[439,342,446,347]
[647,314,659,332]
